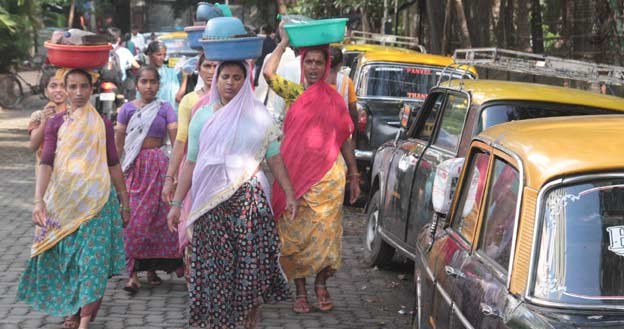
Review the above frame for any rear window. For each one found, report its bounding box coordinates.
[476,102,618,135]
[358,64,467,100]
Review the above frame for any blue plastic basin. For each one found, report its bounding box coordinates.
[203,17,246,39]
[184,26,204,50]
[200,36,264,61]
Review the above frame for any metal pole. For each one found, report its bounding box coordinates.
[382,0,388,35]
[394,0,398,35]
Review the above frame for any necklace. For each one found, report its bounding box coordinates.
[219,98,226,107]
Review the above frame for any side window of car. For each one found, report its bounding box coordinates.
[414,92,444,141]
[356,65,370,97]
[433,94,469,151]
[452,150,489,244]
[477,158,520,271]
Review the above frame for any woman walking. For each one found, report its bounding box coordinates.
[263,23,361,313]
[115,66,181,293]
[161,54,219,282]
[167,61,296,329]
[18,68,129,329]
[144,41,186,111]
[28,69,68,160]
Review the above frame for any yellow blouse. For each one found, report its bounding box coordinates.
[175,91,200,143]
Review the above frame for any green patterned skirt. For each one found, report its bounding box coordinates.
[17,190,125,317]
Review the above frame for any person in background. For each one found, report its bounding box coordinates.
[28,69,68,163]
[131,25,146,53]
[327,46,358,141]
[123,32,136,55]
[144,41,186,112]
[263,22,360,314]
[254,25,277,87]
[166,61,294,329]
[18,68,128,329]
[108,28,140,101]
[115,66,181,294]
[161,55,219,284]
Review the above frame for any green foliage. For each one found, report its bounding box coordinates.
[0,0,39,73]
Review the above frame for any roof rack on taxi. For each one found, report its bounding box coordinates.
[452,48,624,86]
[436,63,474,89]
[348,30,427,53]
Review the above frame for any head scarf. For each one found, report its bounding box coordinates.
[55,67,100,84]
[187,61,279,230]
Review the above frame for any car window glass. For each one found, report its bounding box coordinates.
[452,150,489,243]
[414,93,444,140]
[357,65,370,97]
[477,158,520,270]
[433,94,468,151]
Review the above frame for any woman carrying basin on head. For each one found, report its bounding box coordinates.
[263,21,361,314]
[167,60,295,329]
[18,68,129,329]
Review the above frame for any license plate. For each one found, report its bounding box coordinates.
[100,92,115,101]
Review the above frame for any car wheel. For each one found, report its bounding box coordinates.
[364,190,395,267]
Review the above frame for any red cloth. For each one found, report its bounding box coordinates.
[271,80,354,220]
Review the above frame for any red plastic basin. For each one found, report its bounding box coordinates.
[44,42,112,69]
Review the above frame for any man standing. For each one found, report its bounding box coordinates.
[131,25,146,53]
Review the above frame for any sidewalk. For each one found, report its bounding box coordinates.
[0,100,414,329]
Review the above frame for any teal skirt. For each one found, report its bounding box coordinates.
[17,190,125,317]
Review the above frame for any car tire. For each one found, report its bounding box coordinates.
[364,190,395,267]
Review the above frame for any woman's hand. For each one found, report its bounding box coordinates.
[348,178,361,205]
[278,20,289,47]
[167,207,181,232]
[285,191,298,221]
[161,177,175,204]
[121,207,130,227]
[32,201,47,227]
[41,104,56,123]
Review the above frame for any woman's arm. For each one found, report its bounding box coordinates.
[32,165,52,226]
[109,164,130,226]
[166,160,196,232]
[340,138,361,204]
[175,73,188,103]
[267,154,298,220]
[29,105,56,151]
[263,21,289,82]
[162,139,185,203]
[114,124,127,158]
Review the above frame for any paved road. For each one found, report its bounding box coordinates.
[0,96,414,329]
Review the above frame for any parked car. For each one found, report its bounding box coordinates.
[412,115,624,328]
[365,79,624,269]
[352,51,476,191]
[158,31,199,68]
[341,43,422,76]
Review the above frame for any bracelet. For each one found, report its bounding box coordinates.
[170,200,183,208]
[120,206,131,213]
[164,175,174,181]
[34,199,44,204]
[347,172,361,177]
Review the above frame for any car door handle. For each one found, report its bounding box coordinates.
[480,303,500,318]
[444,265,465,278]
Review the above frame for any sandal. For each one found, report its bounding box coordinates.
[62,315,80,329]
[243,305,260,329]
[146,271,162,286]
[123,280,140,294]
[314,284,334,312]
[292,294,311,314]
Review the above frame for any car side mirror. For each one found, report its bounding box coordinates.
[432,157,465,216]
[399,103,413,129]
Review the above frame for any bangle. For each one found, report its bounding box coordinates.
[348,172,361,177]
[34,199,44,204]
[170,200,183,208]
[120,206,131,213]
[164,175,174,181]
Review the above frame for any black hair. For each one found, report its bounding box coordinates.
[63,68,93,87]
[261,25,274,35]
[39,67,58,91]
[217,61,247,78]
[145,40,166,55]
[304,48,329,63]
[329,46,343,69]
[106,27,121,43]
[137,66,161,82]
[123,32,132,43]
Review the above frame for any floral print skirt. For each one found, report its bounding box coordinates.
[17,190,125,317]
[189,177,290,328]
[278,156,346,280]
[124,148,182,275]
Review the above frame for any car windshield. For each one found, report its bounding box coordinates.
[161,38,196,56]
[359,64,467,100]
[476,102,617,135]
[534,178,624,306]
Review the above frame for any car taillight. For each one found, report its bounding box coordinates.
[357,106,367,134]
[100,82,117,92]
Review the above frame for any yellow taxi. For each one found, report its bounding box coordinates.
[158,31,199,68]
[414,115,624,328]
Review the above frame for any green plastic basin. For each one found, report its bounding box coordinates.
[285,18,348,48]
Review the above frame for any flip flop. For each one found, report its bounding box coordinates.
[292,295,311,314]
[123,281,140,294]
[62,315,80,329]
[147,272,162,286]
[315,284,334,312]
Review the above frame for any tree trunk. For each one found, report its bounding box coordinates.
[530,0,544,53]
[68,0,76,29]
[441,0,453,54]
[516,0,531,51]
[425,0,444,53]
[453,0,472,48]
[361,7,371,33]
